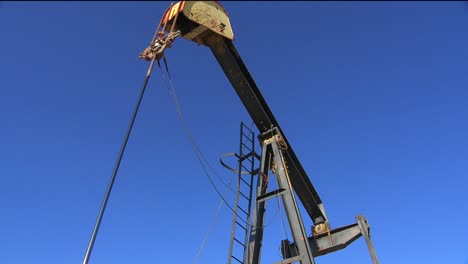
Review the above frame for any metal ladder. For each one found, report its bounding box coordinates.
[224,122,259,264]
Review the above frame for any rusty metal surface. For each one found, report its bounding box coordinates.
[182,1,234,40]
[156,0,326,224]
[283,222,362,258]
[138,31,181,61]
[282,215,379,262]
[160,1,234,41]
[205,34,326,224]
[150,2,379,263]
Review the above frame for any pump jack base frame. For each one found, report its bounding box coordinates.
[281,215,379,263]
[244,126,379,264]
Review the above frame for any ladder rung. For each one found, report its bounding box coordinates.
[238,205,249,216]
[241,163,251,173]
[257,188,287,203]
[253,152,261,160]
[239,176,251,188]
[228,123,255,264]
[234,237,246,248]
[251,168,260,175]
[241,123,254,134]
[236,220,247,231]
[239,152,254,162]
[238,191,250,201]
[242,132,254,142]
[241,143,252,152]
[231,255,244,264]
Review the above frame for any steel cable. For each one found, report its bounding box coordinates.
[81,55,158,264]
[159,57,280,229]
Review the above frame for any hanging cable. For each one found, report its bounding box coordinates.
[193,171,236,264]
[81,55,158,264]
[157,58,244,223]
[276,195,289,245]
[160,57,239,195]
[159,58,237,195]
[159,57,279,230]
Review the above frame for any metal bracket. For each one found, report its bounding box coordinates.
[356,215,379,264]
[260,127,287,149]
[281,215,379,263]
[220,152,251,175]
[138,30,181,61]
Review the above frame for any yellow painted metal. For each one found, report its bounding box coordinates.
[160,1,234,41]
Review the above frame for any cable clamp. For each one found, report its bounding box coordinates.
[139,30,181,61]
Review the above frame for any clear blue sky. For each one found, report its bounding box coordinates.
[1,1,468,264]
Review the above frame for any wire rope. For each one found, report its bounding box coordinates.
[193,171,236,264]
[159,57,280,230]
[81,54,158,264]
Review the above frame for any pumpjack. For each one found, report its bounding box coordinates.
[140,2,379,264]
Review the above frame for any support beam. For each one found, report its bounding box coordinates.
[247,143,270,264]
[248,127,315,264]
[281,215,379,264]
[205,34,326,224]
[271,138,315,264]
